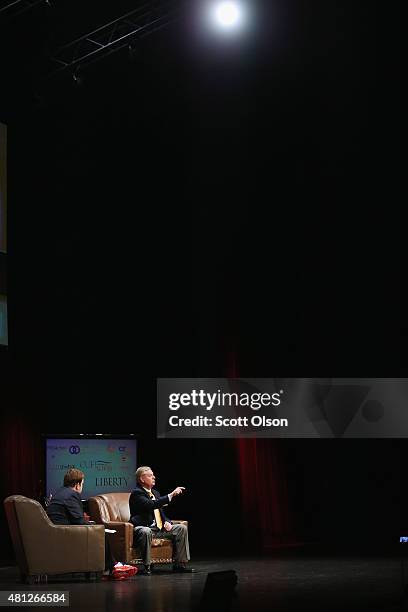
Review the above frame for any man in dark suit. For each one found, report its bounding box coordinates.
[47,468,136,578]
[129,466,194,575]
[46,468,89,525]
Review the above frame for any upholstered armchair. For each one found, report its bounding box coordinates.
[88,492,187,566]
[4,495,105,583]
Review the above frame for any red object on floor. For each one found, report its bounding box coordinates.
[112,564,138,578]
[102,564,138,580]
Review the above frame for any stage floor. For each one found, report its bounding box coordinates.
[0,555,405,611]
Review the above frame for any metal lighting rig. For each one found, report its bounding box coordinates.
[0,0,49,19]
[48,0,181,78]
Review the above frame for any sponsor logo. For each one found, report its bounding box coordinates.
[79,460,112,469]
[95,476,129,487]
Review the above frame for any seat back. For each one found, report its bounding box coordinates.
[88,492,131,523]
[4,495,66,574]
[4,496,30,575]
[14,497,56,553]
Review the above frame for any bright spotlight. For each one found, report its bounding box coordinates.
[209,1,247,33]
[215,2,241,28]
[192,0,252,43]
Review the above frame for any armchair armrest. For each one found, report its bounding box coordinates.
[31,524,105,574]
[103,521,134,563]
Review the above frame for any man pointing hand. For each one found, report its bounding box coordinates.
[129,466,194,575]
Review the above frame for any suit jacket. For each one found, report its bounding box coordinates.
[46,486,90,525]
[129,485,170,528]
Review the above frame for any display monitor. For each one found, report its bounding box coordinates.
[45,435,137,499]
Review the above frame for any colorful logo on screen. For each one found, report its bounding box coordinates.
[69,445,81,455]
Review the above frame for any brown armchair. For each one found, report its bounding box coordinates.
[4,496,105,583]
[88,492,187,566]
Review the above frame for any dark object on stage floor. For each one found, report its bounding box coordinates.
[88,492,187,566]
[198,570,238,612]
[4,495,105,583]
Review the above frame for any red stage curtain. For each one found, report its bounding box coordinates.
[228,352,297,550]
[236,438,296,550]
[0,413,42,499]
[0,413,43,563]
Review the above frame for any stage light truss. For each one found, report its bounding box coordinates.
[48,0,181,78]
[0,0,47,18]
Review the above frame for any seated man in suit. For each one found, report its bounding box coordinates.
[46,468,91,526]
[47,468,137,579]
[129,466,195,575]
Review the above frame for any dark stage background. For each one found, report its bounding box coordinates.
[0,0,406,565]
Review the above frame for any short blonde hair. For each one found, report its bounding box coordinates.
[135,466,152,484]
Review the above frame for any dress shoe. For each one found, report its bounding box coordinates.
[172,564,196,573]
[138,564,152,575]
